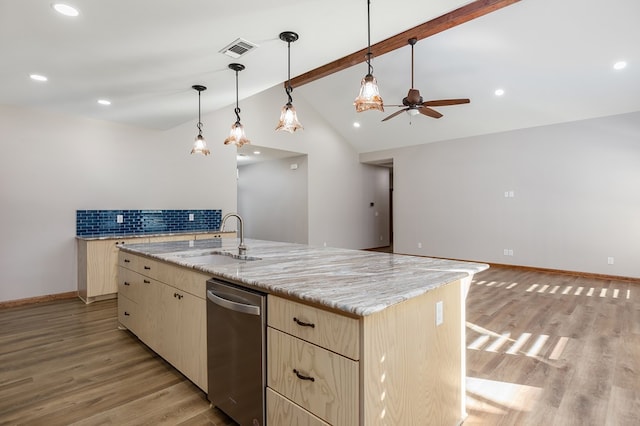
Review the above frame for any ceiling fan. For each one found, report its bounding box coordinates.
[382,38,470,122]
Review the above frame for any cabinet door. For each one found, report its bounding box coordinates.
[267,328,359,426]
[79,237,147,301]
[154,283,207,391]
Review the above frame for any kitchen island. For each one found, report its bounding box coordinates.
[118,238,488,426]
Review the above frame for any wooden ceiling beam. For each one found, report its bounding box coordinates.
[288,0,521,89]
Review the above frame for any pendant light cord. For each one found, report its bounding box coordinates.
[234,70,241,123]
[197,90,203,135]
[366,0,373,75]
[285,40,293,105]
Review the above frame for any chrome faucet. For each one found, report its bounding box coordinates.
[221,212,247,256]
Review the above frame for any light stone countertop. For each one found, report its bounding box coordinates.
[119,238,489,317]
[75,230,227,241]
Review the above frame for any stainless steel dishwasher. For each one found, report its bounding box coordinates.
[206,278,266,426]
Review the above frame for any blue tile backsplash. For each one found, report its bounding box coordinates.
[76,209,222,238]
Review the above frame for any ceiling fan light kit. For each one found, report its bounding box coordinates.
[354,0,384,113]
[190,85,210,156]
[276,31,303,133]
[382,38,470,122]
[224,63,251,148]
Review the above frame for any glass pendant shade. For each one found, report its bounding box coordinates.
[276,103,303,133]
[191,133,210,155]
[354,74,384,112]
[224,122,250,147]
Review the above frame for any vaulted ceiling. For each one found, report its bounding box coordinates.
[1,0,639,154]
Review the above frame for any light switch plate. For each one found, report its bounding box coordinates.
[188,213,195,221]
[436,301,443,326]
[116,214,123,224]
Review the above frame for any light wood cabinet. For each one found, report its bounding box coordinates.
[117,251,210,392]
[267,328,358,426]
[78,237,148,303]
[267,279,465,426]
[78,232,234,303]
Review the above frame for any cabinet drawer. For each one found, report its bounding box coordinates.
[117,294,138,333]
[267,328,358,426]
[118,267,143,301]
[118,251,139,270]
[267,388,330,426]
[123,254,208,299]
[268,296,360,360]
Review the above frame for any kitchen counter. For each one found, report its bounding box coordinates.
[75,230,225,241]
[119,238,488,316]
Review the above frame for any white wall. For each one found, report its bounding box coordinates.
[362,111,640,278]
[0,84,392,302]
[223,85,385,250]
[238,155,309,244]
[0,105,237,302]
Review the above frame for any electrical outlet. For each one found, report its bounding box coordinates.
[508,249,514,256]
[116,214,123,224]
[607,257,614,265]
[188,213,195,221]
[418,242,422,249]
[436,301,443,326]
[504,249,509,256]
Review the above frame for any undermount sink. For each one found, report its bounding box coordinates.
[170,250,261,265]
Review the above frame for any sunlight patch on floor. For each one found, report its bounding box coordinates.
[466,377,542,414]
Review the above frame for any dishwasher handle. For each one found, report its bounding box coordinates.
[207,289,261,316]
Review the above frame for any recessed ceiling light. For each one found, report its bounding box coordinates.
[353,122,361,128]
[613,61,627,70]
[52,3,79,17]
[30,74,48,82]
[494,88,505,96]
[253,151,261,155]
[97,99,111,106]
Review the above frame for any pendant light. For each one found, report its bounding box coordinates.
[354,0,383,112]
[224,63,250,148]
[190,85,210,155]
[276,31,303,133]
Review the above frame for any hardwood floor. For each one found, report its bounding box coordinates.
[465,266,640,425]
[0,266,637,425]
[0,298,234,425]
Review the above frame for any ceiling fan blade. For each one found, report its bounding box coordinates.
[419,107,443,119]
[382,108,409,122]
[384,104,406,108]
[423,98,470,107]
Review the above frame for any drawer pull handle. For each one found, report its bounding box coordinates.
[293,317,315,328]
[174,292,183,300]
[124,281,130,286]
[124,259,130,263]
[144,279,150,284]
[293,369,315,382]
[124,312,130,316]
[144,266,151,270]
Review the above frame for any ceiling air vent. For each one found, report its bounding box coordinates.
[219,38,259,59]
